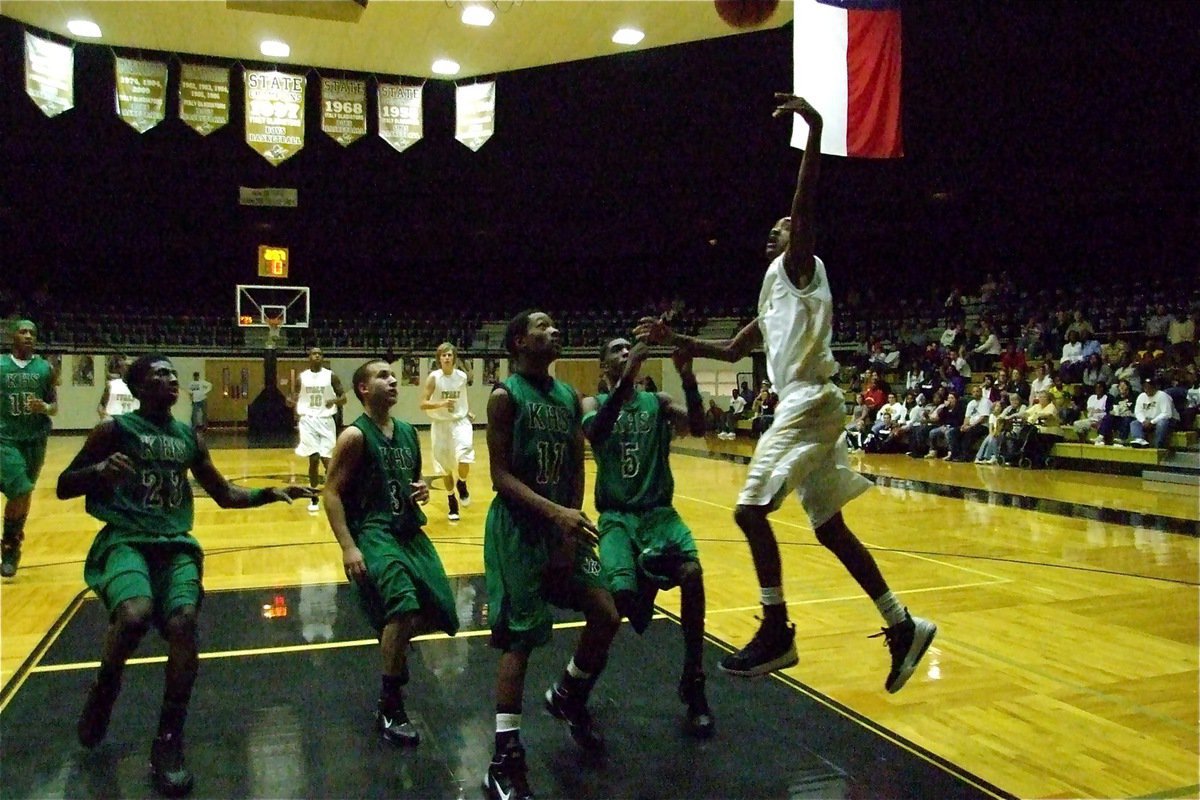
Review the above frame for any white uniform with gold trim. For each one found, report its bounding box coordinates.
[295,367,337,458]
[104,378,139,417]
[736,254,871,527]
[427,368,474,475]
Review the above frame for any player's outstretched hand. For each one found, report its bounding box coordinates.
[276,485,316,504]
[553,508,598,547]
[342,545,367,583]
[773,93,821,124]
[634,316,674,346]
[410,480,430,505]
[97,453,137,487]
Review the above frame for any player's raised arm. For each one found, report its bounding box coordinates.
[634,315,762,363]
[773,93,822,289]
[586,341,649,446]
[660,349,707,438]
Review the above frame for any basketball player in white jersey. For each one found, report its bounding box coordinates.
[97,356,139,419]
[420,342,474,521]
[636,96,936,693]
[291,347,346,513]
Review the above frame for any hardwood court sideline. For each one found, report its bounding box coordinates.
[1,430,1196,799]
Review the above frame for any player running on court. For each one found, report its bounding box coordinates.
[482,310,620,800]
[57,353,312,797]
[420,342,475,521]
[290,347,346,514]
[0,319,57,578]
[636,96,937,694]
[323,358,460,747]
[584,337,713,737]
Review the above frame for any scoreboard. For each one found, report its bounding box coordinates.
[257,245,289,278]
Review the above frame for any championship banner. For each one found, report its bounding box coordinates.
[377,83,423,153]
[114,56,168,133]
[179,64,230,136]
[320,77,367,146]
[455,82,495,152]
[244,70,306,166]
[238,187,298,207]
[24,32,73,118]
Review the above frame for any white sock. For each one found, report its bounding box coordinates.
[496,713,521,733]
[566,657,591,680]
[760,586,785,606]
[874,591,907,627]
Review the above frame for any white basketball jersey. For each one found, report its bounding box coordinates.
[297,368,336,418]
[757,253,839,393]
[428,369,469,421]
[105,378,140,416]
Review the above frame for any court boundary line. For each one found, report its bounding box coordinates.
[0,587,89,714]
[654,606,1019,800]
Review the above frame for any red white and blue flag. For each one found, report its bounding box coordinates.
[791,0,903,158]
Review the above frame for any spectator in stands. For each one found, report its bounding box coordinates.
[952,346,972,380]
[720,387,746,440]
[925,392,964,460]
[974,403,1006,464]
[939,321,963,352]
[862,376,886,416]
[904,363,924,393]
[1073,382,1113,443]
[971,322,1002,371]
[907,390,946,458]
[1020,317,1047,360]
[1058,331,1085,382]
[1101,334,1129,368]
[1000,341,1027,378]
[949,386,990,462]
[945,365,966,398]
[895,392,931,455]
[739,381,754,406]
[1144,304,1172,340]
[1029,364,1053,398]
[1130,377,1177,449]
[1163,369,1195,433]
[1025,391,1059,429]
[1004,367,1031,405]
[1183,368,1200,432]
[1098,379,1136,446]
[1112,354,1142,396]
[845,393,871,451]
[1065,310,1094,340]
[944,288,966,325]
[978,274,998,304]
[706,399,724,433]
[1080,354,1113,388]
[1080,331,1103,362]
[1134,340,1166,379]
[1168,309,1196,367]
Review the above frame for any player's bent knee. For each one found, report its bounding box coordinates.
[114,598,154,637]
[814,514,850,549]
[733,503,770,533]
[676,560,703,586]
[164,606,199,641]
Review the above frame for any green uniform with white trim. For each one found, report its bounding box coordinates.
[0,353,54,499]
[82,412,204,628]
[484,374,604,653]
[344,414,457,635]
[585,390,698,613]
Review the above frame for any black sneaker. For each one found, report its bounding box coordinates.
[456,480,471,507]
[483,741,533,800]
[375,700,420,746]
[544,684,604,751]
[871,612,937,694]
[1,537,22,578]
[149,733,195,798]
[78,679,121,748]
[718,618,798,677]
[678,672,714,739]
[448,494,460,521]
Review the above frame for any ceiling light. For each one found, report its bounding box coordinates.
[612,28,645,46]
[260,40,290,58]
[67,20,102,38]
[461,5,495,27]
[432,59,460,76]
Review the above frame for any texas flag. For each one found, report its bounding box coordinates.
[791,0,903,158]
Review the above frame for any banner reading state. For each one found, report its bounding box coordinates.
[244,70,306,165]
[114,56,167,133]
[377,83,423,153]
[320,77,367,146]
[24,32,73,118]
[455,82,495,152]
[179,64,230,136]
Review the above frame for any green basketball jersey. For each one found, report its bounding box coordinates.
[345,414,427,539]
[589,389,674,512]
[86,412,197,536]
[494,373,581,523]
[0,354,54,442]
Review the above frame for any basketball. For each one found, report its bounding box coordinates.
[714,0,780,29]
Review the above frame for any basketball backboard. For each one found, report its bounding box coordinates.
[236,284,310,328]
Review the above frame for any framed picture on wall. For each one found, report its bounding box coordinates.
[459,357,474,385]
[72,355,95,386]
[45,353,62,384]
[402,357,420,386]
[483,357,499,385]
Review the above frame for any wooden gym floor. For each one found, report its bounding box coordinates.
[1,430,1197,799]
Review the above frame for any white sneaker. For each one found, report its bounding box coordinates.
[1130,438,1150,447]
[307,499,319,514]
[1111,441,1125,448]
[1092,439,1105,446]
